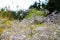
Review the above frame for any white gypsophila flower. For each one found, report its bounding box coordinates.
[0,14,60,40]
[35,27,45,32]
[1,30,10,40]
[10,34,26,40]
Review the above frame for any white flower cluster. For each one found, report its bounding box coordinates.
[0,15,60,40]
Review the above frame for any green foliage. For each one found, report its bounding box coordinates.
[0,9,16,20]
[0,9,18,20]
[29,0,41,10]
[48,0,60,9]
[0,8,46,21]
[0,8,7,17]
[45,0,60,16]
[16,10,28,21]
[26,9,46,19]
